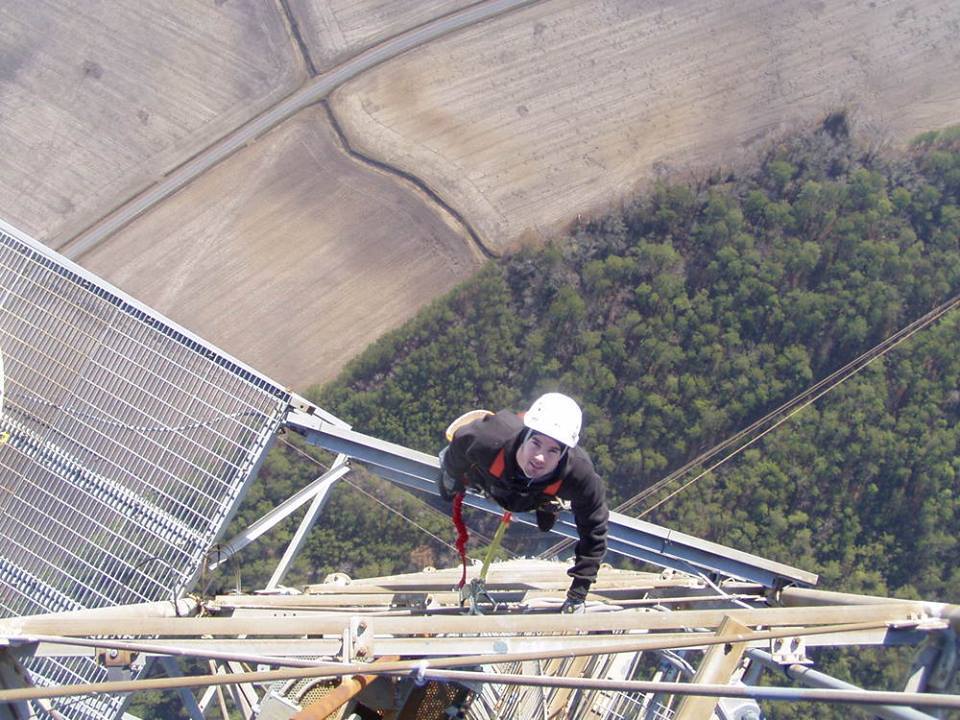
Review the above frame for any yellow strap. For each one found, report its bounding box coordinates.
[444,409,493,442]
[479,512,512,581]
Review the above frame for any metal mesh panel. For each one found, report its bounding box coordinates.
[403,681,467,719]
[0,220,291,718]
[468,652,670,720]
[296,679,346,719]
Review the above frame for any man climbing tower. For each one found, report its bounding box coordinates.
[438,393,609,613]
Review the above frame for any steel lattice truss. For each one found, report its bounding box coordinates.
[0,218,958,720]
[0,220,290,719]
[1,560,958,720]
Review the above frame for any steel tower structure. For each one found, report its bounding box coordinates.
[0,220,957,720]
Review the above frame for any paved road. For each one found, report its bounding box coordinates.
[58,0,541,260]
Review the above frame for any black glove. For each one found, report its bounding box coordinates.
[560,597,586,614]
[535,498,563,532]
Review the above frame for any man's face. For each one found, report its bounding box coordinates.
[516,433,564,479]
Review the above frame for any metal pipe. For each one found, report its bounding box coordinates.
[1,601,922,637]
[209,459,350,570]
[158,657,206,720]
[5,658,958,713]
[777,586,942,608]
[266,455,349,589]
[413,668,960,711]
[225,660,257,720]
[746,649,938,720]
[9,598,199,621]
[290,657,399,720]
[27,627,914,660]
[208,661,232,720]
[211,592,761,609]
[8,619,891,673]
[0,620,897,703]
[778,588,960,635]
[287,411,818,588]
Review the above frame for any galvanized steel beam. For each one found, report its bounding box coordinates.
[208,457,350,570]
[4,654,960,713]
[747,649,938,720]
[285,410,818,588]
[0,647,32,720]
[23,625,931,661]
[265,454,350,590]
[674,616,751,720]
[0,603,924,637]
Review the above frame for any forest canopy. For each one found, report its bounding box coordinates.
[304,117,960,605]
[167,116,960,720]
[221,117,960,614]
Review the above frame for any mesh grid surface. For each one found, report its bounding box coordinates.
[0,221,291,718]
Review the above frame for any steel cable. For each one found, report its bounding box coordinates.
[542,291,960,559]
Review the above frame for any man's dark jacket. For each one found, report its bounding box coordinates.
[442,410,609,596]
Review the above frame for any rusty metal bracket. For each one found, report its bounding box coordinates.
[97,647,136,668]
[97,647,137,682]
[350,616,374,662]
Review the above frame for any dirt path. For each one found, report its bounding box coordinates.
[287,0,477,72]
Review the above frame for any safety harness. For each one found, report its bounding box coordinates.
[452,445,563,588]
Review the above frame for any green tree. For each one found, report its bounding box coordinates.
[218,119,960,720]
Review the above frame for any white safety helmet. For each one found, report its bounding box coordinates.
[523,393,582,449]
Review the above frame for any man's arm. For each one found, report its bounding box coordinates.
[440,428,473,479]
[564,456,609,602]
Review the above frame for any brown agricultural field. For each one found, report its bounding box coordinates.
[0,0,304,245]
[2,0,959,392]
[81,109,482,391]
[287,0,476,72]
[330,0,960,254]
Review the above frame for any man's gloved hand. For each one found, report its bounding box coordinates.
[560,597,586,614]
[535,498,562,532]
